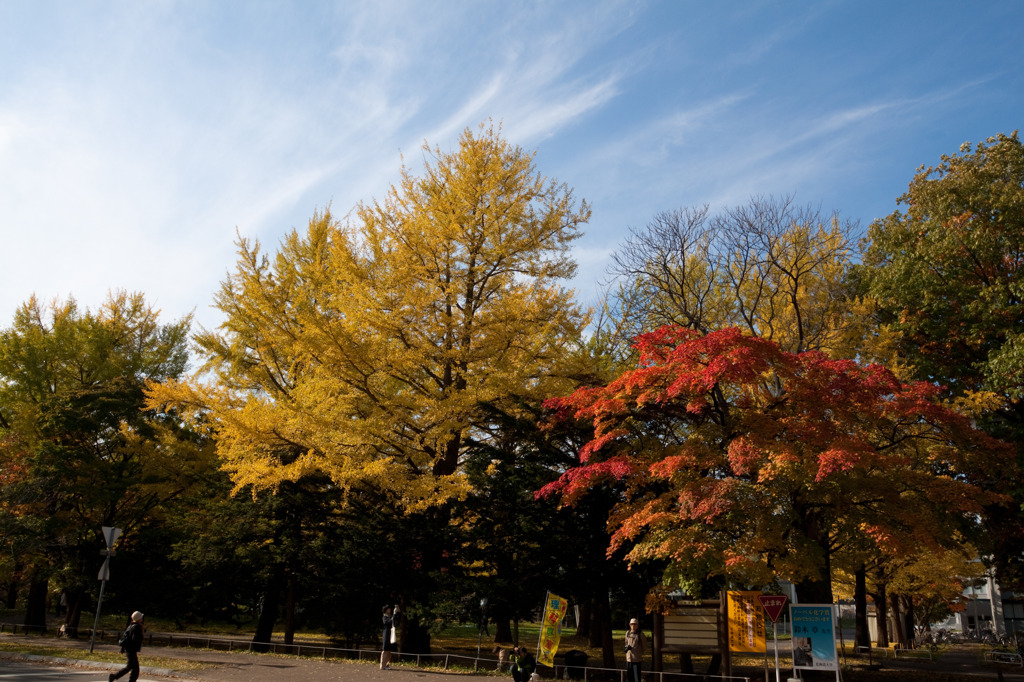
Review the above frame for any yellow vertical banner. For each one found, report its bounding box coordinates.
[536,592,569,667]
[727,590,766,653]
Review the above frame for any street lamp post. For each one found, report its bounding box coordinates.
[477,597,489,659]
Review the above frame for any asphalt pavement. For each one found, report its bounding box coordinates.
[0,652,460,682]
[4,631,1024,682]
[0,633,466,682]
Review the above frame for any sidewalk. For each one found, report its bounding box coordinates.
[4,631,1024,682]
[0,632,485,682]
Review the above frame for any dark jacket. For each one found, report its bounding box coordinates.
[120,622,143,653]
[382,609,400,651]
[512,649,536,676]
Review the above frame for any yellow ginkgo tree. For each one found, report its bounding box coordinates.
[148,122,590,509]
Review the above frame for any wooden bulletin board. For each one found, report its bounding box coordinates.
[653,595,731,676]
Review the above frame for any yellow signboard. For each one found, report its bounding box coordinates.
[727,591,766,653]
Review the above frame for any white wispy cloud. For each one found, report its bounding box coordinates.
[1,0,1021,335]
[510,75,623,143]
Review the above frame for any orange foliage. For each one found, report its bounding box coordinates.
[539,326,1012,588]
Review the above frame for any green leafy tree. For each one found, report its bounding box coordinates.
[167,472,393,648]
[859,131,1024,588]
[860,132,1024,399]
[143,465,402,645]
[454,398,658,668]
[0,292,203,631]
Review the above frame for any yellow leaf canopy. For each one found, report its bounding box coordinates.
[148,123,590,509]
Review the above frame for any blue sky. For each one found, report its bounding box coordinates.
[1,1,1021,334]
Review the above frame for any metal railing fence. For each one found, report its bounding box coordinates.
[0,623,753,681]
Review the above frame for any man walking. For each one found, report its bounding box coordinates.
[110,611,143,682]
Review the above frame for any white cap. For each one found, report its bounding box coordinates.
[131,611,144,622]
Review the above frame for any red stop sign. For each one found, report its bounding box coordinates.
[758,594,788,623]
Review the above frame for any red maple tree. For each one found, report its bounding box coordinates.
[540,326,1010,603]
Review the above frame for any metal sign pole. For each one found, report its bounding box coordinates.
[834,605,841,682]
[88,526,122,653]
[774,620,781,682]
[757,594,787,682]
[89,558,109,653]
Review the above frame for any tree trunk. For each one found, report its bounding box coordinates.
[64,589,84,638]
[899,594,916,647]
[432,433,462,477]
[252,572,284,652]
[23,569,48,631]
[794,574,833,604]
[576,601,591,640]
[854,564,870,649]
[283,571,297,645]
[491,599,513,643]
[403,615,431,654]
[868,580,890,649]
[793,509,833,604]
[494,617,512,644]
[597,592,616,668]
[3,563,20,608]
[889,592,908,648]
[587,597,602,648]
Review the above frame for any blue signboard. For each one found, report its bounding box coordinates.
[789,604,837,671]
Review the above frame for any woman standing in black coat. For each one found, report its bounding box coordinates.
[380,605,400,670]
